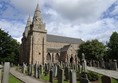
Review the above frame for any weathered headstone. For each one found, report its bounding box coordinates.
[34,64,38,78]
[31,64,34,76]
[70,70,76,83]
[2,62,10,83]
[58,68,64,83]
[37,65,40,78]
[17,64,19,71]
[80,78,89,83]
[113,60,117,70]
[28,64,32,76]
[101,58,105,69]
[44,64,48,76]
[81,53,87,72]
[39,65,43,75]
[64,67,69,81]
[49,69,53,83]
[53,65,57,77]
[101,75,111,83]
[22,63,27,74]
[0,65,3,83]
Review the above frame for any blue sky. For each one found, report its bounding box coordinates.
[0,0,118,43]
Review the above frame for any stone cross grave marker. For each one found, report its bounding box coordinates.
[101,75,111,83]
[2,62,10,83]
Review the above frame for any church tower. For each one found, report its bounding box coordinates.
[29,4,47,64]
[20,4,47,65]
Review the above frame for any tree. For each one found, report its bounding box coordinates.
[0,29,20,64]
[107,32,118,60]
[78,39,106,60]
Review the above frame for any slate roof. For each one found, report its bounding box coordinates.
[47,48,60,53]
[47,34,83,44]
[60,45,71,52]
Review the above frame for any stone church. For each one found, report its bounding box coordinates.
[19,4,83,65]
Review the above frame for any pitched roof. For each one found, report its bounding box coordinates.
[60,45,71,51]
[47,48,60,53]
[47,34,83,44]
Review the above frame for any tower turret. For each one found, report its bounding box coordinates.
[24,16,31,38]
[33,4,44,29]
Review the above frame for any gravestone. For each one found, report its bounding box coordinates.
[17,64,19,71]
[81,53,87,72]
[64,67,69,81]
[31,64,34,76]
[70,70,76,83]
[49,69,53,83]
[78,64,81,73]
[39,65,43,75]
[44,64,48,76]
[58,68,64,83]
[53,65,57,77]
[28,64,32,76]
[22,63,27,74]
[37,65,40,78]
[101,58,105,69]
[101,75,111,83]
[34,64,38,78]
[113,60,117,70]
[2,62,10,83]
[80,78,89,83]
[57,65,60,78]
[0,65,3,83]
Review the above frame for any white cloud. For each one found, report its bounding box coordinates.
[0,19,25,42]
[1,0,118,44]
[111,5,118,15]
[46,18,118,43]
[47,0,117,23]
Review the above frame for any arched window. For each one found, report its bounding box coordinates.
[55,53,59,61]
[46,53,51,62]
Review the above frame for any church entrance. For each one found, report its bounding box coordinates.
[70,56,73,63]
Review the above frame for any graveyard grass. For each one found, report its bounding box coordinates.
[97,73,118,83]
[40,74,80,83]
[9,74,22,83]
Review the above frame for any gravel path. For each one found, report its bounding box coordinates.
[10,67,49,83]
[87,67,118,79]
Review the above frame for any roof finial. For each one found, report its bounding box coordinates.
[26,15,31,26]
[35,4,40,11]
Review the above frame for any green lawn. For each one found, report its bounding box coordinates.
[40,74,79,83]
[9,74,22,83]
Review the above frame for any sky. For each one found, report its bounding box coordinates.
[0,0,118,44]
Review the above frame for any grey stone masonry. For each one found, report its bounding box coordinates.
[2,62,10,83]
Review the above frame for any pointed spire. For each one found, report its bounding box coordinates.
[26,16,31,27]
[35,4,40,11]
[32,3,43,27]
[33,4,41,19]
